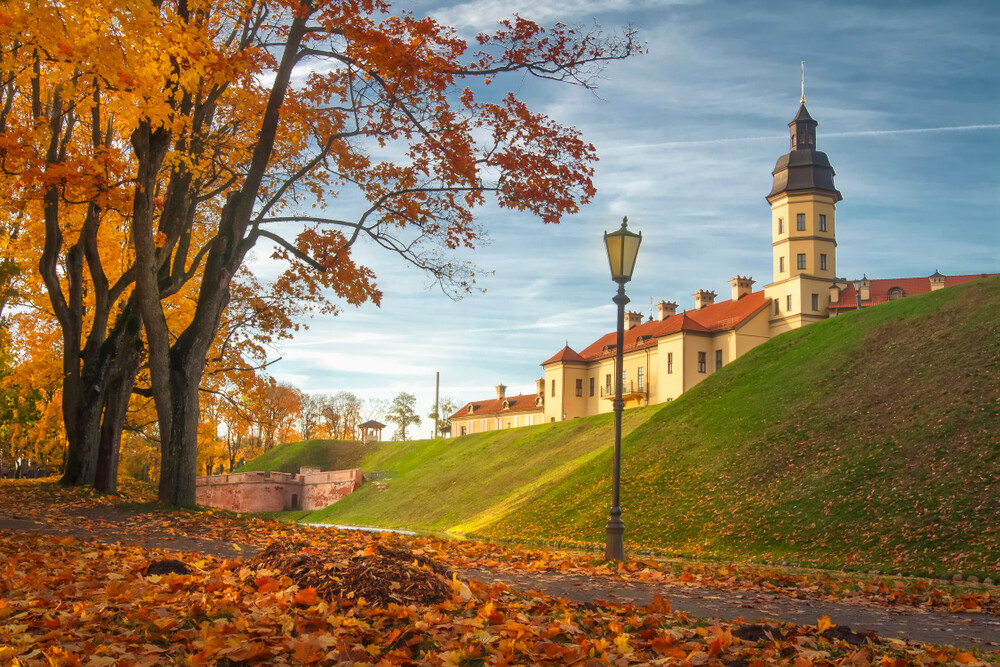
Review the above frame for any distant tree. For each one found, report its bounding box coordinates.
[428,397,458,438]
[362,398,389,424]
[298,392,323,441]
[329,391,362,440]
[386,393,421,442]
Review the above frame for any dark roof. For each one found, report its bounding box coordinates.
[768,105,842,202]
[792,103,815,123]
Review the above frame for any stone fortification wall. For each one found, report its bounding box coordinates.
[299,469,364,510]
[195,469,363,512]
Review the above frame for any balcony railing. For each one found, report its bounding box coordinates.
[600,380,647,400]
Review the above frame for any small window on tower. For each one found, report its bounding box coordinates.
[796,213,806,231]
[819,214,827,232]
[820,253,828,271]
[811,293,819,311]
[779,256,785,273]
[786,294,793,311]
[797,253,806,270]
[778,218,784,234]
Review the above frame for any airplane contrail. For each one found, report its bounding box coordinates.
[626,124,1000,150]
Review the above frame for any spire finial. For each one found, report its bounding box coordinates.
[800,61,806,104]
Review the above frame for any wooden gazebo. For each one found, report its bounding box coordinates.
[357,420,386,445]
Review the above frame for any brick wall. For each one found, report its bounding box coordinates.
[195,469,363,512]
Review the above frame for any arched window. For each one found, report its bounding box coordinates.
[887,287,904,300]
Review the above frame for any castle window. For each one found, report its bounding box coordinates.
[605,373,612,393]
[698,352,707,373]
[796,213,806,231]
[589,377,595,397]
[888,287,905,300]
[575,378,583,397]
[820,253,827,271]
[786,294,793,311]
[778,218,784,234]
[714,350,722,371]
[819,214,827,232]
[667,352,673,374]
[638,366,645,391]
[773,300,780,315]
[797,253,806,270]
[550,380,556,397]
[811,293,819,311]
[779,256,785,273]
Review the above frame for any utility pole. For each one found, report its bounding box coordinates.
[434,372,440,439]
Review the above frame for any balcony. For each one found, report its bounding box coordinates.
[600,380,647,401]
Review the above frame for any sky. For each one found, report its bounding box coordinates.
[258,0,1000,436]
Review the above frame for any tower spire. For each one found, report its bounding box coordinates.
[800,61,806,104]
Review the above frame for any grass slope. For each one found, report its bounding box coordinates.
[236,439,364,474]
[254,277,999,577]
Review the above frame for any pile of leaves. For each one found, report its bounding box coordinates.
[245,540,454,607]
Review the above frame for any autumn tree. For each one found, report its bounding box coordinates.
[3,0,639,505]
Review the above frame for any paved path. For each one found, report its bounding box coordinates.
[457,567,1000,651]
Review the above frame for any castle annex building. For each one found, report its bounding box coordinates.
[449,103,996,434]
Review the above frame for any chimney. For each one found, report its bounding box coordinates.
[693,289,717,310]
[655,300,678,321]
[495,383,506,400]
[929,270,946,291]
[535,378,545,397]
[624,310,643,331]
[729,275,755,300]
[858,276,870,301]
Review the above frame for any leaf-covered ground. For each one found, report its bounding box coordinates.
[2,479,998,665]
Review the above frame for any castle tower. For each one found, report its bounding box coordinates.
[764,101,842,333]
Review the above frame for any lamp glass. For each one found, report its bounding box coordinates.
[604,223,642,282]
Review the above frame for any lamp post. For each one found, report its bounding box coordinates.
[603,216,642,562]
[852,276,864,310]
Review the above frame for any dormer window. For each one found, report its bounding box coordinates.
[501,400,510,410]
[467,405,475,414]
[887,287,904,300]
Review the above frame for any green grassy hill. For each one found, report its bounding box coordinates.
[252,277,1000,577]
[236,439,365,474]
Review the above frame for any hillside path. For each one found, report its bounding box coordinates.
[2,509,998,652]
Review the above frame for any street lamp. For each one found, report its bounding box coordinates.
[603,216,642,562]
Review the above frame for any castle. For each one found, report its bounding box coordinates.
[450,102,994,435]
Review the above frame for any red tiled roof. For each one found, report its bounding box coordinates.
[829,273,996,309]
[541,345,587,366]
[451,393,543,420]
[568,291,770,362]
